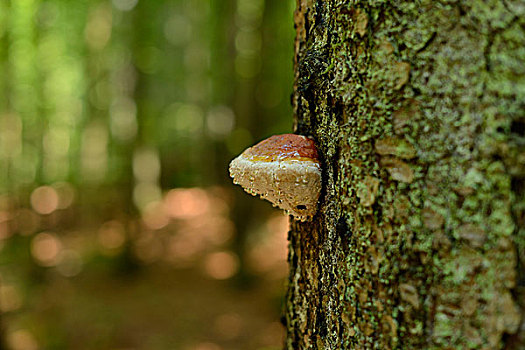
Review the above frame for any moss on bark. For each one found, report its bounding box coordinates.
[284,1,525,348]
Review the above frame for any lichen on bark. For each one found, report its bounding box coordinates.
[284,0,524,349]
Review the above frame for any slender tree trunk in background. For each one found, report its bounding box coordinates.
[284,1,524,348]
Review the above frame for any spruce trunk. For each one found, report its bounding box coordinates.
[284,1,525,348]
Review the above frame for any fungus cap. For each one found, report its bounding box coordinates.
[229,134,321,221]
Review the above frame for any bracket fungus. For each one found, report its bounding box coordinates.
[229,134,321,221]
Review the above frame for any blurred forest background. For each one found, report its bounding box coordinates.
[0,0,296,349]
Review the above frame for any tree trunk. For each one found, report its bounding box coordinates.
[284,1,524,349]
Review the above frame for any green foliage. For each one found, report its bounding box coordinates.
[0,0,295,192]
[0,0,297,349]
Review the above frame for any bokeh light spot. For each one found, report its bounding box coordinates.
[0,285,22,312]
[133,231,163,263]
[260,321,285,345]
[142,201,170,230]
[133,147,160,183]
[204,251,239,280]
[236,0,264,24]
[166,235,199,266]
[31,232,62,266]
[53,182,76,209]
[84,3,112,50]
[183,44,209,72]
[247,214,288,277]
[110,97,137,142]
[167,103,204,134]
[112,0,138,11]
[0,211,12,240]
[234,53,261,79]
[135,46,163,74]
[30,186,59,215]
[15,209,40,236]
[206,105,235,140]
[191,342,222,350]
[43,127,70,156]
[164,14,192,46]
[133,182,162,211]
[0,113,22,158]
[213,312,243,340]
[57,249,83,277]
[7,329,38,350]
[81,121,108,182]
[235,28,261,55]
[98,220,126,254]
[164,188,209,219]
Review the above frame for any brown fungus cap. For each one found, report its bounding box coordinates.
[229,134,321,221]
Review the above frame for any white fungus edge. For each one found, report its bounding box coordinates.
[229,155,321,221]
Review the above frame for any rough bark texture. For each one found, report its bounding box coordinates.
[284,1,525,349]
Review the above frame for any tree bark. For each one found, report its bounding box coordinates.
[284,1,525,349]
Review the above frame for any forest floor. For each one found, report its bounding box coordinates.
[2,187,288,349]
[5,263,285,350]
